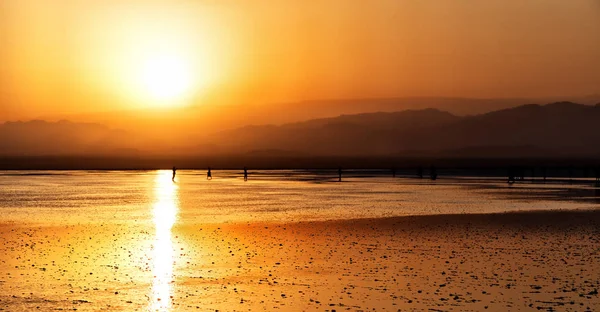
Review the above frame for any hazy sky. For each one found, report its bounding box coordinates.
[1,0,600,120]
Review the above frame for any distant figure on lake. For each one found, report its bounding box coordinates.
[244,167,248,181]
[507,167,514,184]
[430,165,438,180]
[417,166,423,179]
[392,167,396,178]
[172,166,177,182]
[207,167,212,180]
[507,166,518,184]
[542,166,547,183]
[338,167,342,182]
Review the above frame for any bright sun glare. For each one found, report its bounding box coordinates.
[151,170,178,310]
[141,54,193,104]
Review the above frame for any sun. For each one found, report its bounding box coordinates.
[141,53,193,103]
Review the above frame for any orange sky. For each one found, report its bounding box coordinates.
[1,0,600,120]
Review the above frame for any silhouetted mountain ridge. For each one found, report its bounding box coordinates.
[205,102,600,157]
[1,102,599,158]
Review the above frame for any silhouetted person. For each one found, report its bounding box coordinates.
[207,167,212,180]
[244,167,248,181]
[392,167,396,178]
[172,166,176,182]
[430,165,437,180]
[507,167,515,184]
[542,166,547,183]
[338,167,342,182]
[417,166,423,179]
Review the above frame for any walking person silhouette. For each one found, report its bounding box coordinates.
[172,166,177,182]
[430,165,437,180]
[207,167,212,180]
[244,167,248,181]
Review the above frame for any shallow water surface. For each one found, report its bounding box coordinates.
[0,170,598,225]
[1,170,599,311]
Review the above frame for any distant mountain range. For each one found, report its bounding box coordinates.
[32,95,600,135]
[205,102,600,157]
[2,102,600,158]
[0,120,151,156]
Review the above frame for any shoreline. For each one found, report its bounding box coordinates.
[3,208,600,229]
[194,208,600,233]
[1,155,600,171]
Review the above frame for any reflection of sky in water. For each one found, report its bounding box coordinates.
[150,171,178,311]
[0,170,598,226]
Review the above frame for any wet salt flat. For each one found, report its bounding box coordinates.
[0,170,599,311]
[0,170,598,225]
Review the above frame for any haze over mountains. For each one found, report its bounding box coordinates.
[205,102,600,157]
[10,95,597,145]
[2,101,600,159]
[17,95,599,131]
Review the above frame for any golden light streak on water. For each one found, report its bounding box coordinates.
[149,170,179,311]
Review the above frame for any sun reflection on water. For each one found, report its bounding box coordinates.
[150,171,179,311]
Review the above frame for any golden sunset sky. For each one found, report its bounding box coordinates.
[1,0,600,120]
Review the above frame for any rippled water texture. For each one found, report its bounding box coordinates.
[1,170,599,311]
[0,170,598,225]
